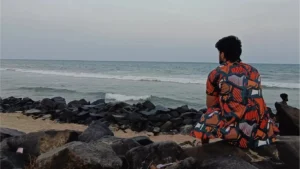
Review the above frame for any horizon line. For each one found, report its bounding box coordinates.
[1,58,299,65]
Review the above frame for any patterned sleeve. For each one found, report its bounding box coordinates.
[206,69,220,96]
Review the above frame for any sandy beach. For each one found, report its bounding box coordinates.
[0,113,202,144]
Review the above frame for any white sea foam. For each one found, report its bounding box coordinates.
[105,93,151,102]
[1,68,299,89]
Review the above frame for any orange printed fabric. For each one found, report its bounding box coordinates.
[191,62,279,149]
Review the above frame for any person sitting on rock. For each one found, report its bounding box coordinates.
[190,35,279,148]
[280,93,288,105]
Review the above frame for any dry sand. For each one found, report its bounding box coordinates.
[0,113,204,143]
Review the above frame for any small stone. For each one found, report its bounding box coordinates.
[42,114,51,120]
[153,127,160,135]
[24,109,42,115]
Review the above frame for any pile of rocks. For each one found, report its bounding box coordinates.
[0,96,205,135]
[1,121,299,169]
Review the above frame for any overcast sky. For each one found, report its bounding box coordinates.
[1,0,299,63]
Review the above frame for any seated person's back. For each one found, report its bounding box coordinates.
[191,35,279,148]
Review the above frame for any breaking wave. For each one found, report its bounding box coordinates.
[2,68,299,89]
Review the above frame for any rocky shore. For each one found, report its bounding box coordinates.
[0,96,206,135]
[1,96,299,169]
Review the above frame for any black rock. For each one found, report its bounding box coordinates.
[165,157,199,169]
[36,141,123,169]
[275,136,299,169]
[180,125,194,135]
[40,98,56,110]
[183,118,193,125]
[131,136,153,146]
[275,102,299,136]
[109,138,141,156]
[142,100,155,110]
[21,97,34,105]
[59,109,76,122]
[126,141,187,169]
[130,120,148,132]
[51,97,66,110]
[126,112,143,122]
[171,117,183,127]
[6,130,80,162]
[0,128,25,142]
[0,139,26,169]
[153,127,160,135]
[154,122,163,127]
[91,99,105,105]
[170,111,180,118]
[175,105,189,114]
[67,99,87,108]
[199,108,207,113]
[90,111,108,118]
[200,156,259,169]
[180,112,197,119]
[79,120,114,142]
[161,121,173,132]
[156,113,172,121]
[77,111,89,117]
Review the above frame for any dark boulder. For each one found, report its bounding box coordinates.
[126,112,143,122]
[180,112,197,119]
[0,128,25,142]
[130,120,148,132]
[79,120,114,142]
[275,136,299,169]
[275,102,299,135]
[131,136,153,146]
[91,99,105,105]
[67,99,88,108]
[6,130,80,161]
[125,141,187,169]
[200,156,259,169]
[161,121,173,132]
[175,105,189,114]
[142,100,155,110]
[51,97,66,110]
[40,98,56,111]
[0,139,26,169]
[36,141,122,169]
[183,118,194,125]
[165,157,199,169]
[171,117,183,127]
[170,111,180,118]
[109,138,141,156]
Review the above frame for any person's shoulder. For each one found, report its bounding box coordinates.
[240,62,259,73]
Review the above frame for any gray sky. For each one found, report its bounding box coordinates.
[1,0,299,64]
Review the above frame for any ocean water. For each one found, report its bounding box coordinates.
[0,59,299,110]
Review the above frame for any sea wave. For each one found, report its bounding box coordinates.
[1,68,299,89]
[18,87,78,93]
[105,93,151,102]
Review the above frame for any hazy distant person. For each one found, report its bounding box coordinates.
[280,93,288,105]
[191,36,279,148]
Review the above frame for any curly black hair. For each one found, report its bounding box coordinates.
[215,35,242,62]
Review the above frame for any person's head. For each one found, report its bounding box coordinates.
[280,93,288,102]
[215,35,242,64]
